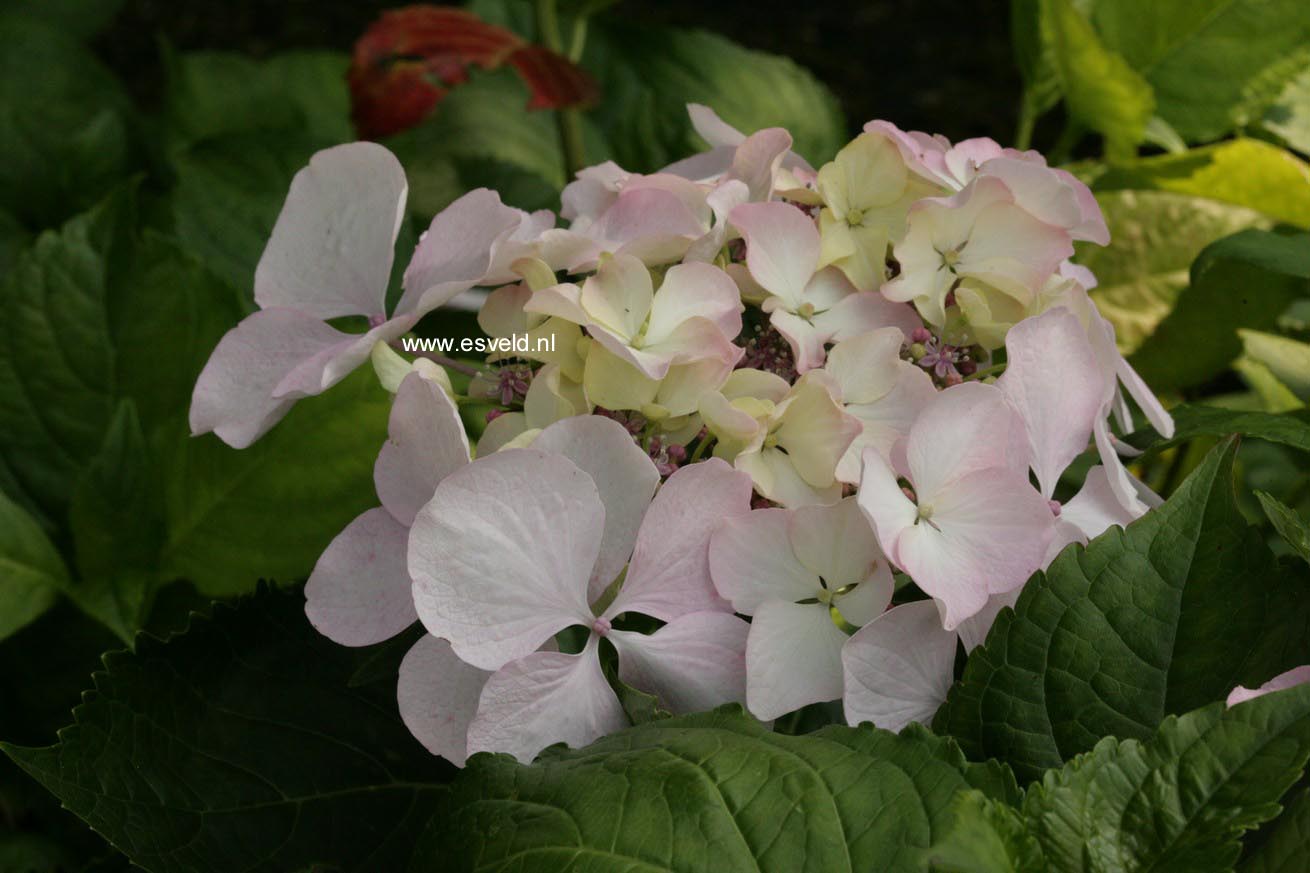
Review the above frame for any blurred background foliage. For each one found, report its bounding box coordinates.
[1,0,1309,869]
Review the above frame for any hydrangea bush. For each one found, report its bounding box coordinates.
[7,2,1310,869]
[185,105,1310,775]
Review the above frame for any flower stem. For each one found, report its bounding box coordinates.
[1047,119,1085,165]
[965,362,1007,382]
[687,434,714,464]
[1015,92,1038,150]
[535,0,587,178]
[567,15,588,62]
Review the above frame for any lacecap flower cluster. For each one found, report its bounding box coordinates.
[191,105,1176,764]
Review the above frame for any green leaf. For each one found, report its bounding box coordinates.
[1234,356,1305,414]
[463,0,540,38]
[1257,490,1310,564]
[0,188,133,522]
[0,188,271,638]
[425,712,1009,873]
[159,367,391,596]
[1241,330,1310,400]
[1142,114,1188,154]
[2,0,123,39]
[0,13,135,229]
[0,194,243,551]
[0,209,29,281]
[0,492,66,642]
[1090,139,1310,228]
[162,48,353,151]
[600,643,671,726]
[936,683,1310,873]
[66,401,162,642]
[1087,0,1310,143]
[936,439,1310,781]
[108,231,246,432]
[0,604,129,871]
[387,70,574,218]
[585,24,846,171]
[1077,141,1310,356]
[159,51,361,297]
[169,129,328,298]
[1263,66,1310,156]
[1034,689,1310,871]
[386,16,842,211]
[929,791,1044,873]
[1240,786,1310,873]
[1127,404,1310,454]
[1011,0,1062,121]
[1043,0,1154,158]
[2,587,450,872]
[1077,190,1269,353]
[1129,229,1310,392]
[1024,2,1310,148]
[613,676,672,724]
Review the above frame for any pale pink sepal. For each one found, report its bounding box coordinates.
[255,141,407,320]
[374,371,471,527]
[466,636,627,763]
[532,415,660,604]
[397,635,491,766]
[842,599,958,731]
[610,612,749,714]
[1227,665,1310,707]
[610,458,754,621]
[304,507,417,647]
[408,449,599,670]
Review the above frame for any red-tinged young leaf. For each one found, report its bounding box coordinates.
[349,5,598,138]
[507,44,599,111]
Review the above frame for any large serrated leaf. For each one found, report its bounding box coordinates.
[423,713,1012,873]
[935,683,1310,873]
[936,439,1310,782]
[1240,785,1310,873]
[0,188,133,523]
[2,587,450,873]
